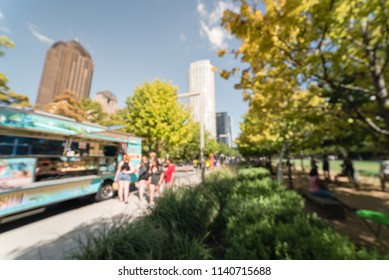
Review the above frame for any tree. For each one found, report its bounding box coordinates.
[0,36,31,107]
[122,79,194,156]
[81,98,107,124]
[45,90,85,122]
[168,122,220,160]
[221,0,389,138]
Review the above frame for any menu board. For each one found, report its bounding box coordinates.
[0,158,36,190]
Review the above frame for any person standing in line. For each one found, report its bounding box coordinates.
[147,152,157,193]
[323,154,331,181]
[148,159,164,208]
[164,158,176,190]
[149,151,157,162]
[114,154,135,204]
[137,156,150,204]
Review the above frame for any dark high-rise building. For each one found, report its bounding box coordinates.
[36,40,94,109]
[216,112,233,148]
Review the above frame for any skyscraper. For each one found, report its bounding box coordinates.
[188,60,216,138]
[94,90,118,115]
[36,40,94,109]
[216,112,233,147]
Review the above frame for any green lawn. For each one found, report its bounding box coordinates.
[290,159,380,177]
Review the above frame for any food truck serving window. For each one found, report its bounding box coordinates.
[0,136,63,156]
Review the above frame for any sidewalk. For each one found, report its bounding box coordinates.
[0,172,202,260]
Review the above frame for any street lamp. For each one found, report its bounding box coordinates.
[177,92,205,182]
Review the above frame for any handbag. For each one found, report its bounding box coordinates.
[112,181,119,191]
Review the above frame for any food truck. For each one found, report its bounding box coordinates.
[0,105,142,223]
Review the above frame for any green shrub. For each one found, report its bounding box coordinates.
[226,214,357,260]
[238,167,270,180]
[150,187,218,240]
[233,177,283,198]
[356,248,389,260]
[73,168,389,260]
[273,214,356,260]
[225,217,276,259]
[73,218,167,260]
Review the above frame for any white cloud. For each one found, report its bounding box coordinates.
[27,23,54,45]
[0,11,4,20]
[196,2,207,18]
[200,21,229,49]
[180,33,187,42]
[0,26,10,33]
[197,1,238,49]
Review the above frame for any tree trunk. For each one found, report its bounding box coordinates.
[368,48,389,133]
[277,140,287,184]
[267,155,273,175]
[300,150,305,172]
[286,141,294,189]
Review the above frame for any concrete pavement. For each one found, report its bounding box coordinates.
[0,172,201,260]
[0,195,144,259]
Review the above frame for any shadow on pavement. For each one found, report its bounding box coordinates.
[11,209,143,260]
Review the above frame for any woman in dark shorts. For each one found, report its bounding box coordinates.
[114,154,135,204]
[148,159,164,208]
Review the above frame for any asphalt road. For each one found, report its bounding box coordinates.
[0,172,200,260]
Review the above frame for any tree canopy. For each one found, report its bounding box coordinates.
[45,90,85,122]
[122,79,195,156]
[0,36,31,107]
[81,97,107,124]
[220,0,389,144]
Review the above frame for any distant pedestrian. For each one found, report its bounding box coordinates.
[205,159,210,170]
[114,154,135,204]
[344,157,357,185]
[164,158,176,189]
[136,156,150,204]
[148,159,164,208]
[323,154,330,181]
[310,155,317,170]
[308,165,320,193]
[193,159,199,170]
[335,156,358,188]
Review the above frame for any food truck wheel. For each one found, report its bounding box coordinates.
[95,181,114,201]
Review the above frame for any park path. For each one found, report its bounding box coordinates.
[292,170,389,249]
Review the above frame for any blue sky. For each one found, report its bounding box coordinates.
[0,0,265,140]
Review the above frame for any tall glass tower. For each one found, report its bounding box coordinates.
[188,60,216,138]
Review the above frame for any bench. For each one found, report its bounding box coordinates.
[299,189,346,220]
[356,209,389,248]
